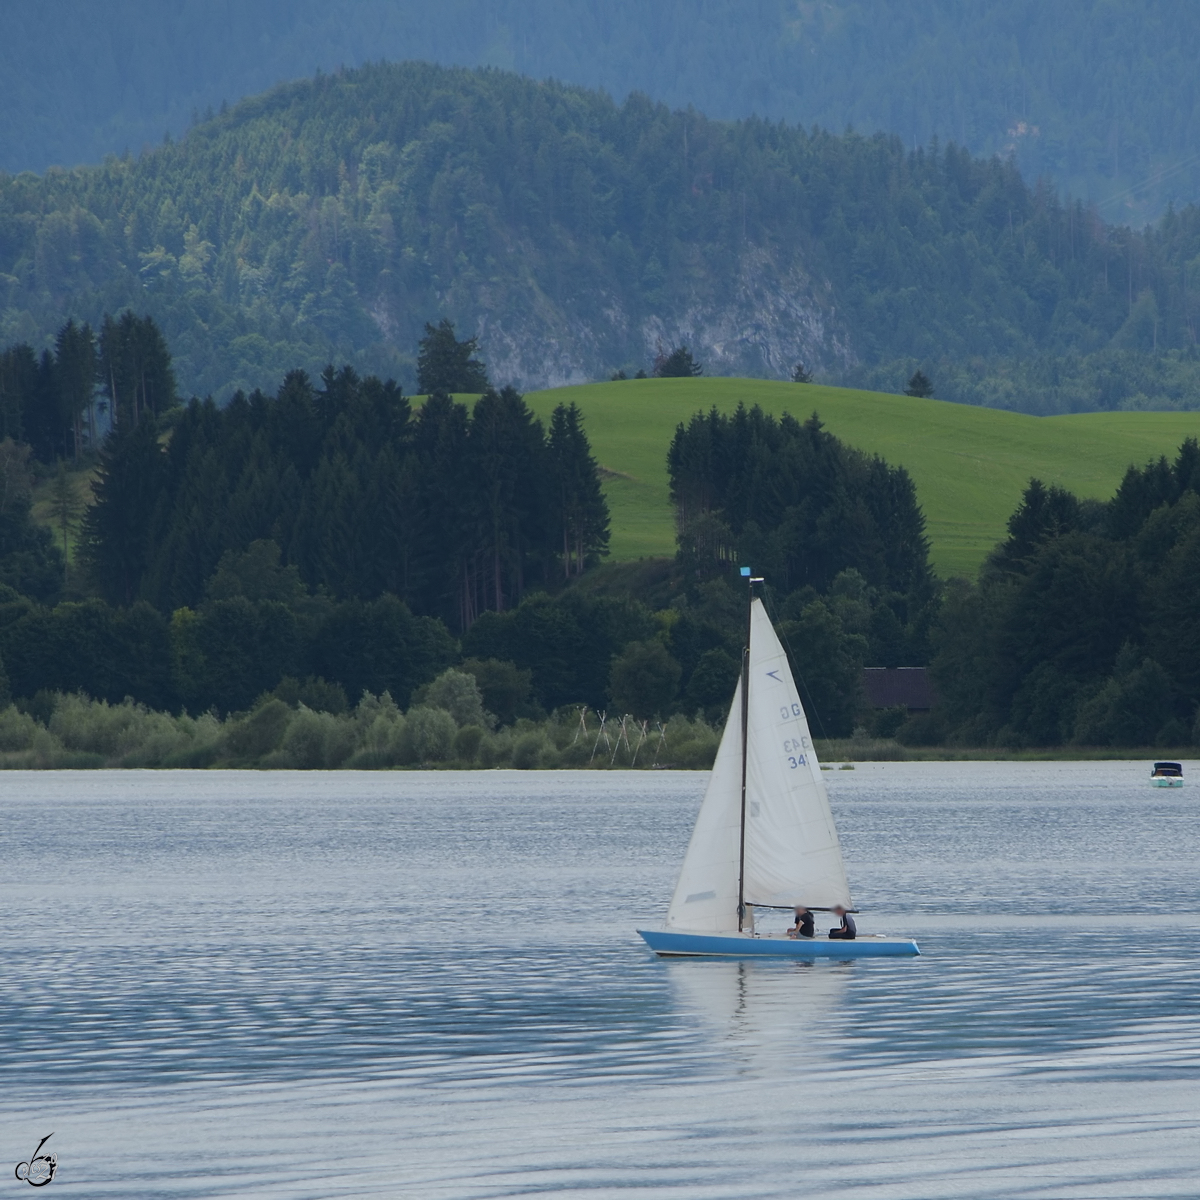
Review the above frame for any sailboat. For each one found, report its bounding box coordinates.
[638,575,920,959]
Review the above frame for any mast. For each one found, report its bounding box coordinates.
[737,567,761,931]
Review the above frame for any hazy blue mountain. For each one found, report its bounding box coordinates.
[4,1,1200,223]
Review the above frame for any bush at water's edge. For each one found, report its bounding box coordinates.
[0,687,720,771]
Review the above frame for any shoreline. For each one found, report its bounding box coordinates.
[814,739,1197,764]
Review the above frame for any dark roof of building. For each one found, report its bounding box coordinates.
[862,667,935,711]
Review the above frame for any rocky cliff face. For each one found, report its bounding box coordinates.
[448,247,854,391]
[634,249,854,383]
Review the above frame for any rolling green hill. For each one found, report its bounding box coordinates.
[523,378,1200,578]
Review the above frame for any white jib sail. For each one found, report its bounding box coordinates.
[664,676,745,933]
[664,598,852,933]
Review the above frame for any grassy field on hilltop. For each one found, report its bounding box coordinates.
[524,378,1200,578]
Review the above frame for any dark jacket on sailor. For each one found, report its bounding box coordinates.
[829,912,857,939]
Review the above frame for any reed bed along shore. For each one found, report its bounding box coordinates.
[0,689,721,771]
[0,689,1185,770]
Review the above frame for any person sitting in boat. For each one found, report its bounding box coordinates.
[787,906,815,939]
[829,905,857,940]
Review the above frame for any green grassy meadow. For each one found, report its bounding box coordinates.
[523,378,1200,578]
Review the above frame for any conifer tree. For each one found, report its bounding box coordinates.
[82,419,167,604]
[548,402,610,576]
[416,319,489,395]
[23,350,62,464]
[55,319,98,459]
[905,370,934,398]
[654,345,703,377]
[463,386,548,618]
[409,389,473,624]
[0,434,63,603]
[990,479,1081,575]
[0,343,35,443]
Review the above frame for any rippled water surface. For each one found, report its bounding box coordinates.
[2,762,1199,1197]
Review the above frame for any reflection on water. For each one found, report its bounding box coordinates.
[1,763,1198,1198]
[668,958,851,1069]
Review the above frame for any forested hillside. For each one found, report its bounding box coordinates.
[5,61,1200,411]
[930,441,1200,748]
[4,1,1200,226]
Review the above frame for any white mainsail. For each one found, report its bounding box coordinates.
[665,597,853,933]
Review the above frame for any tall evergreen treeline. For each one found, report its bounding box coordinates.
[0,312,174,462]
[84,366,609,627]
[669,406,931,598]
[668,404,935,663]
[6,61,1200,409]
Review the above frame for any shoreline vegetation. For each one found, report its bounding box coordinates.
[0,687,720,771]
[0,689,1186,771]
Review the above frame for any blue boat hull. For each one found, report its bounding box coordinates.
[638,929,920,958]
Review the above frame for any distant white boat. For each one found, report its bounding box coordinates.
[638,578,919,959]
[1150,761,1184,788]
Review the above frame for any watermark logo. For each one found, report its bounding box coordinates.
[13,1135,56,1187]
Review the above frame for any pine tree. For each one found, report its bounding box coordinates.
[989,478,1082,575]
[463,386,548,618]
[416,319,489,394]
[55,319,98,459]
[791,361,813,383]
[653,345,703,377]
[315,363,359,431]
[23,350,62,463]
[79,334,606,633]
[409,390,474,624]
[81,419,167,604]
[905,370,934,398]
[548,402,609,577]
[0,343,35,443]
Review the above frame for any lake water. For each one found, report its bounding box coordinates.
[2,761,1199,1198]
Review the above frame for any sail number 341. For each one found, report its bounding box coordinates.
[782,733,809,768]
